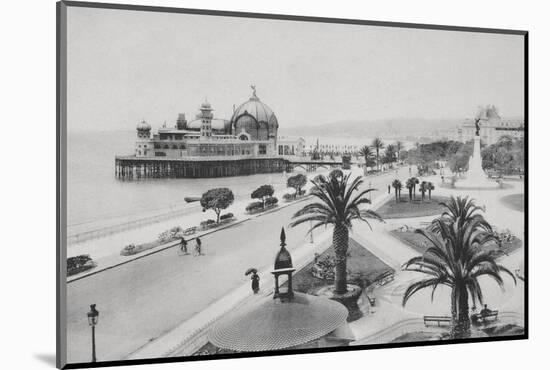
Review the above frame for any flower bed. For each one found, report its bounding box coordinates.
[199,215,236,231]
[120,225,184,256]
[390,226,523,256]
[120,240,167,256]
[289,238,394,295]
[282,191,306,203]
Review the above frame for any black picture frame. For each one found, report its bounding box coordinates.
[57,1,528,368]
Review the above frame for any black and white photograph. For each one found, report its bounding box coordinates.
[55,1,528,368]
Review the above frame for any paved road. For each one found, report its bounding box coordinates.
[66,167,410,363]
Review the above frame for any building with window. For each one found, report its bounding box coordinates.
[133,87,279,160]
[456,105,524,145]
[117,87,289,179]
[277,136,305,157]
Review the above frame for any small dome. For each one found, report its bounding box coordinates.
[201,101,212,110]
[136,120,151,131]
[274,228,292,270]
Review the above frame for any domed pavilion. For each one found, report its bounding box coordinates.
[208,228,349,353]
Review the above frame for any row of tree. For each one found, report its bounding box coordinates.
[390,178,435,203]
[404,136,525,176]
[199,174,311,223]
[358,138,404,171]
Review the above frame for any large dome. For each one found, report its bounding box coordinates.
[231,88,278,141]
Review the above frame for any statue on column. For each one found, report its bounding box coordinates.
[474,118,481,136]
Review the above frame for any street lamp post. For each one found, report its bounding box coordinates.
[87,304,99,362]
[309,220,314,244]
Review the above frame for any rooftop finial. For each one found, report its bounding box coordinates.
[280,227,286,247]
[250,84,258,100]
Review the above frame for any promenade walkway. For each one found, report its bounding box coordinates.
[126,191,393,360]
[66,167,406,363]
[124,168,525,356]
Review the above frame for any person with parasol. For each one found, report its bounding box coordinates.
[245,268,260,294]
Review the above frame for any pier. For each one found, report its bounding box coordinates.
[115,156,289,179]
[115,155,358,180]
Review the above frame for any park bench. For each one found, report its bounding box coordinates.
[423,315,452,327]
[472,310,499,325]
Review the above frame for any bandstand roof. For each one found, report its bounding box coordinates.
[208,292,348,352]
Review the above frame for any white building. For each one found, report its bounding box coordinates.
[277,136,305,156]
[457,105,524,145]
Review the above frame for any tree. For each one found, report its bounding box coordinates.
[287,174,308,199]
[251,184,274,209]
[395,141,403,162]
[405,177,415,201]
[384,144,397,166]
[406,177,419,200]
[371,137,385,171]
[359,145,375,170]
[427,182,435,200]
[200,188,234,223]
[419,181,428,202]
[290,173,383,294]
[402,196,515,338]
[391,179,403,203]
[412,177,419,198]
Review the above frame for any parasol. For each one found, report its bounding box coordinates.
[244,267,258,276]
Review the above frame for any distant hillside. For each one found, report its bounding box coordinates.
[280,118,463,139]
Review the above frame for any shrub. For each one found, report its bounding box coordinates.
[200,219,217,229]
[283,193,294,201]
[265,196,278,206]
[67,255,96,276]
[220,212,234,220]
[310,254,336,280]
[123,244,136,252]
[158,226,183,242]
[246,201,264,212]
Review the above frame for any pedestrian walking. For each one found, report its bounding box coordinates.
[194,237,202,256]
[251,271,260,294]
[180,236,188,255]
[388,185,391,194]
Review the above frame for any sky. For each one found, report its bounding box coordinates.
[66,6,525,132]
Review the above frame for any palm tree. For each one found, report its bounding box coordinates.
[384,144,396,167]
[411,177,419,198]
[371,137,385,171]
[395,141,403,162]
[405,177,415,201]
[359,145,374,172]
[405,177,419,201]
[419,181,428,202]
[402,197,515,338]
[427,181,435,200]
[290,173,383,294]
[391,179,402,203]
